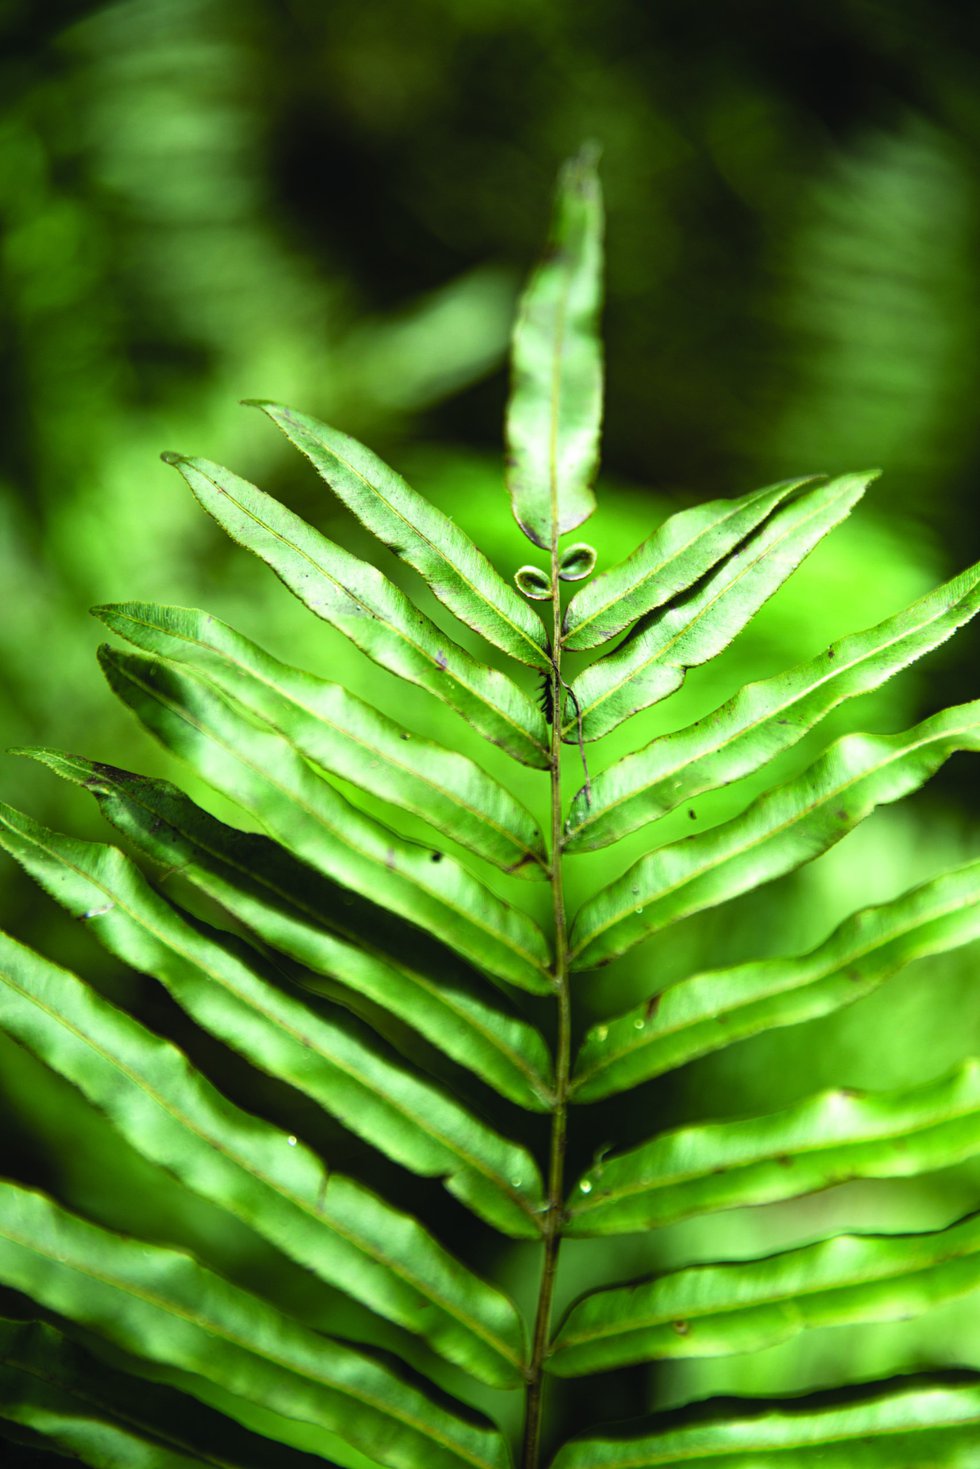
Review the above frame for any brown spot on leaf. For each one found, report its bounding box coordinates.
[644,993,661,1022]
[776,1154,794,1168]
[430,851,443,864]
[688,809,697,820]
[671,1320,690,1336]
[836,809,848,821]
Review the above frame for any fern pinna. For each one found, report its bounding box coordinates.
[1,149,979,1468]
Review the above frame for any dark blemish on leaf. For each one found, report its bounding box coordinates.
[777,718,789,726]
[644,993,661,1022]
[839,1086,863,1099]
[827,647,836,659]
[848,968,863,982]
[435,650,448,671]
[671,1320,690,1336]
[385,848,397,871]
[836,809,848,821]
[430,852,443,864]
[399,731,412,741]
[776,1154,794,1167]
[688,809,697,820]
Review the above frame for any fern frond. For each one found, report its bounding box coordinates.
[566,558,980,851]
[0,805,546,1237]
[93,603,549,879]
[567,1059,980,1235]
[96,645,553,992]
[0,930,526,1385]
[18,749,556,1109]
[550,1382,980,1467]
[251,402,551,670]
[0,1184,513,1469]
[570,701,980,969]
[570,859,980,1100]
[563,473,871,743]
[163,454,550,768]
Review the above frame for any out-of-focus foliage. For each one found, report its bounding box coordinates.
[1,0,979,1451]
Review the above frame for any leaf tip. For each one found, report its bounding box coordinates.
[160,451,186,467]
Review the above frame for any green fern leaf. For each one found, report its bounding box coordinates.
[0,1317,333,1469]
[250,401,551,670]
[567,558,980,851]
[163,453,550,768]
[2,149,978,1468]
[0,1184,512,1469]
[549,1383,980,1467]
[93,603,549,879]
[18,749,555,1110]
[563,473,872,743]
[567,1059,980,1236]
[570,701,980,969]
[0,930,526,1385]
[550,1213,980,1375]
[0,804,546,1237]
[506,145,603,550]
[561,475,816,652]
[96,645,553,992]
[571,859,980,1098]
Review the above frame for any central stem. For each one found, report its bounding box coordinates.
[522,548,571,1467]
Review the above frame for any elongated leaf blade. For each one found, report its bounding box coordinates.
[0,1317,336,1469]
[550,1213,980,1376]
[0,804,546,1238]
[93,602,548,880]
[567,559,980,851]
[163,453,550,768]
[252,402,550,670]
[549,1382,980,1468]
[562,477,815,652]
[571,860,980,1101]
[0,1184,512,1469]
[98,645,553,994]
[506,146,603,550]
[19,749,555,1112]
[563,473,871,743]
[0,930,527,1386]
[570,700,980,970]
[567,1058,980,1236]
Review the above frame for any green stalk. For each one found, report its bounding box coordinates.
[522,543,572,1466]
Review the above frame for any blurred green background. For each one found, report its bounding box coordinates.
[2,0,979,1454]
